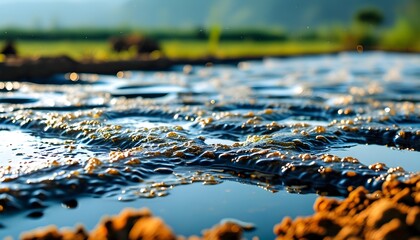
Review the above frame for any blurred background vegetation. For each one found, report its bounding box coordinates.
[0,0,419,60]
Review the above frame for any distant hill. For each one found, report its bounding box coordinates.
[0,0,411,30]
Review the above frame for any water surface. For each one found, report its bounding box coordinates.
[0,52,419,238]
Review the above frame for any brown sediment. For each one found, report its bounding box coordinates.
[0,56,172,81]
[0,55,272,81]
[274,174,420,240]
[19,208,244,240]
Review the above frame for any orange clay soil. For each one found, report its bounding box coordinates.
[19,208,244,240]
[19,174,420,240]
[274,174,420,240]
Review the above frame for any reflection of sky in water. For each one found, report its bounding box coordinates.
[0,127,98,176]
[0,129,62,170]
[1,181,317,239]
[106,117,177,129]
[331,145,420,173]
[204,138,236,145]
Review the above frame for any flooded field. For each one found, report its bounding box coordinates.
[0,52,419,239]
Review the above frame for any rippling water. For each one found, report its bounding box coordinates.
[0,52,419,238]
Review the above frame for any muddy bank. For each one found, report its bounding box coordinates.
[0,55,267,81]
[0,56,171,81]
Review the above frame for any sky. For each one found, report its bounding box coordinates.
[0,0,121,3]
[0,0,409,30]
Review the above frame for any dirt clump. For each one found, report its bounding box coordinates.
[20,208,244,240]
[274,175,420,240]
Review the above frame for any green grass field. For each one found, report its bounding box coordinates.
[163,40,343,58]
[5,40,344,61]
[12,40,115,60]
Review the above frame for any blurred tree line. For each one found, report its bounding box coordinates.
[0,28,288,42]
[0,1,418,52]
